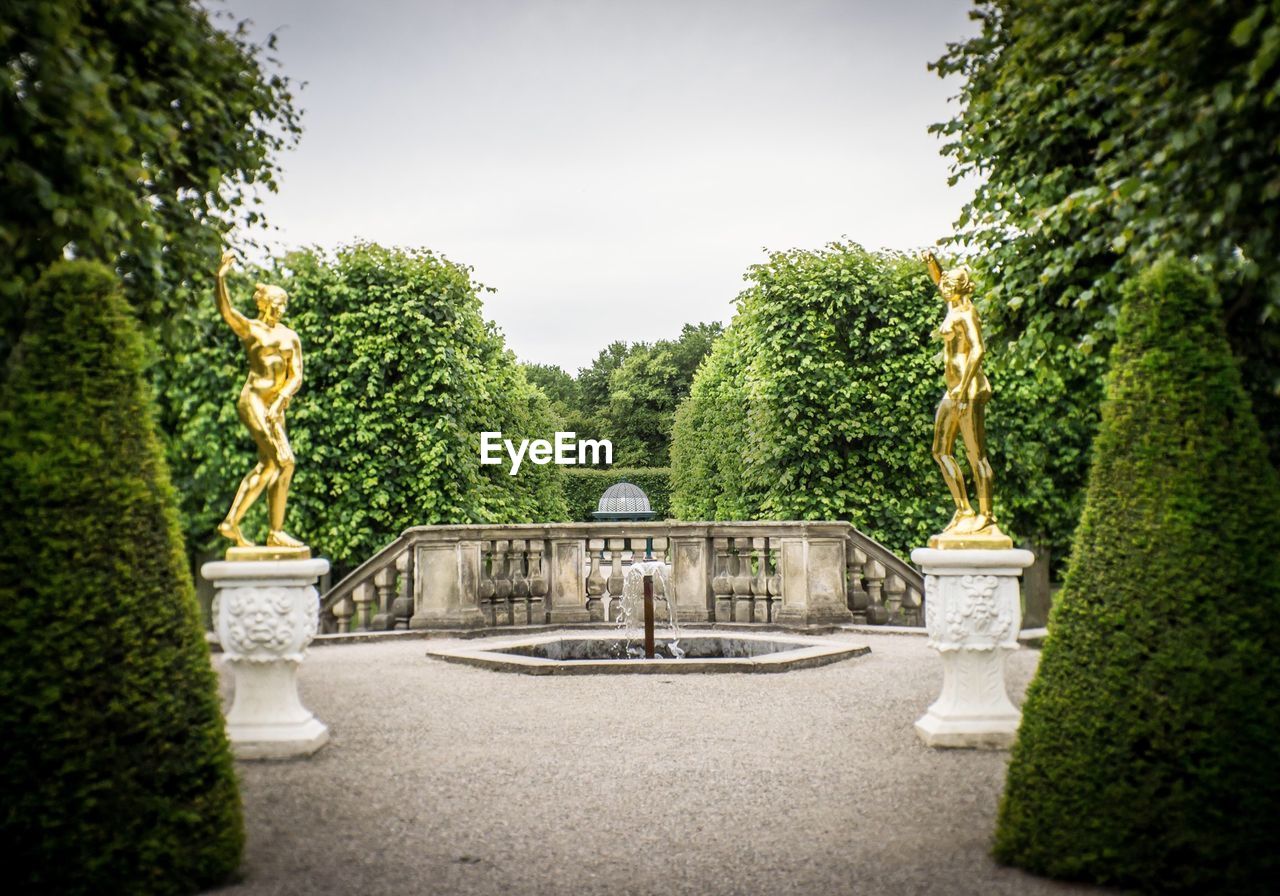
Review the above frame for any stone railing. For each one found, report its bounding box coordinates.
[318,521,924,635]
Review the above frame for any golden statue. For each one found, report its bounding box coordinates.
[215,250,310,560]
[922,251,1011,550]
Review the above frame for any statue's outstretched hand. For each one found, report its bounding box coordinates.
[218,250,235,277]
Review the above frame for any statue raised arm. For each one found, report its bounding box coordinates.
[215,251,309,560]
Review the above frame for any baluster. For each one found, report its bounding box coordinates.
[527,539,547,624]
[352,583,374,632]
[393,550,414,630]
[885,573,906,625]
[903,583,923,627]
[847,546,870,622]
[767,541,783,622]
[511,538,530,625]
[650,536,672,622]
[586,538,606,621]
[712,537,733,622]
[651,535,667,565]
[492,539,513,626]
[606,538,626,621]
[863,559,889,624]
[751,536,769,623]
[371,564,397,631]
[332,594,354,634]
[479,540,497,626]
[732,537,754,622]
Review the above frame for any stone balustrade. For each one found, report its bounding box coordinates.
[318,521,924,636]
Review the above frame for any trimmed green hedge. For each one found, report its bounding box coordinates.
[0,262,243,893]
[562,467,671,521]
[994,259,1280,892]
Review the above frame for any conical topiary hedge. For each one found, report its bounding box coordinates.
[0,261,243,894]
[993,258,1280,892]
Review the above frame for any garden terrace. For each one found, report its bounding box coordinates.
[319,521,923,636]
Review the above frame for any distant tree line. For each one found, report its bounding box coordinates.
[521,321,723,469]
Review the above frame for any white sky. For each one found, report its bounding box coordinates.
[228,0,979,372]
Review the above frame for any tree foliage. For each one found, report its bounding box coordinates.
[520,361,609,453]
[0,261,242,894]
[994,259,1280,892]
[932,0,1280,461]
[157,243,567,570]
[605,322,723,467]
[0,0,302,353]
[523,324,722,468]
[521,362,579,415]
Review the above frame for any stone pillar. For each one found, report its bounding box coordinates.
[547,538,590,624]
[202,558,331,760]
[410,540,486,629]
[775,535,855,626]
[670,535,713,623]
[911,547,1036,749]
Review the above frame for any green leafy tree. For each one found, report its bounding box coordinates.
[521,362,579,414]
[671,325,758,521]
[606,322,723,466]
[156,243,567,570]
[0,261,242,894]
[521,361,607,453]
[932,0,1280,465]
[577,340,632,412]
[523,325,722,469]
[1,0,302,353]
[994,259,1280,892]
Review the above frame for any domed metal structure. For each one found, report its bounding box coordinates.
[592,481,655,521]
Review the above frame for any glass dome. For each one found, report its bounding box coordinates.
[592,481,655,520]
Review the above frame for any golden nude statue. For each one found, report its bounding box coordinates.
[922,251,1011,550]
[215,250,310,560]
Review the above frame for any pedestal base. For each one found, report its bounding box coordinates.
[202,557,331,761]
[913,648,1021,749]
[911,547,1035,750]
[914,710,1019,749]
[223,657,330,759]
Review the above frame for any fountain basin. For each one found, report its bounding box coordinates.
[424,630,869,675]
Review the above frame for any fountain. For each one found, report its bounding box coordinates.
[424,536,869,673]
[420,486,871,673]
[614,538,684,660]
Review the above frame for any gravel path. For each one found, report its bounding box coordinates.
[206,631,1107,896]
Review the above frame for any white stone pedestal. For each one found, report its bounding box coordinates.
[911,547,1035,749]
[202,558,330,759]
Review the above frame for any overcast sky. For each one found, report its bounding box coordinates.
[228,0,979,372]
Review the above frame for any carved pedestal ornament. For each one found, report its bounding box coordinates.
[204,558,330,759]
[913,548,1033,748]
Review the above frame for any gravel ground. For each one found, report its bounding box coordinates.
[206,631,1109,896]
